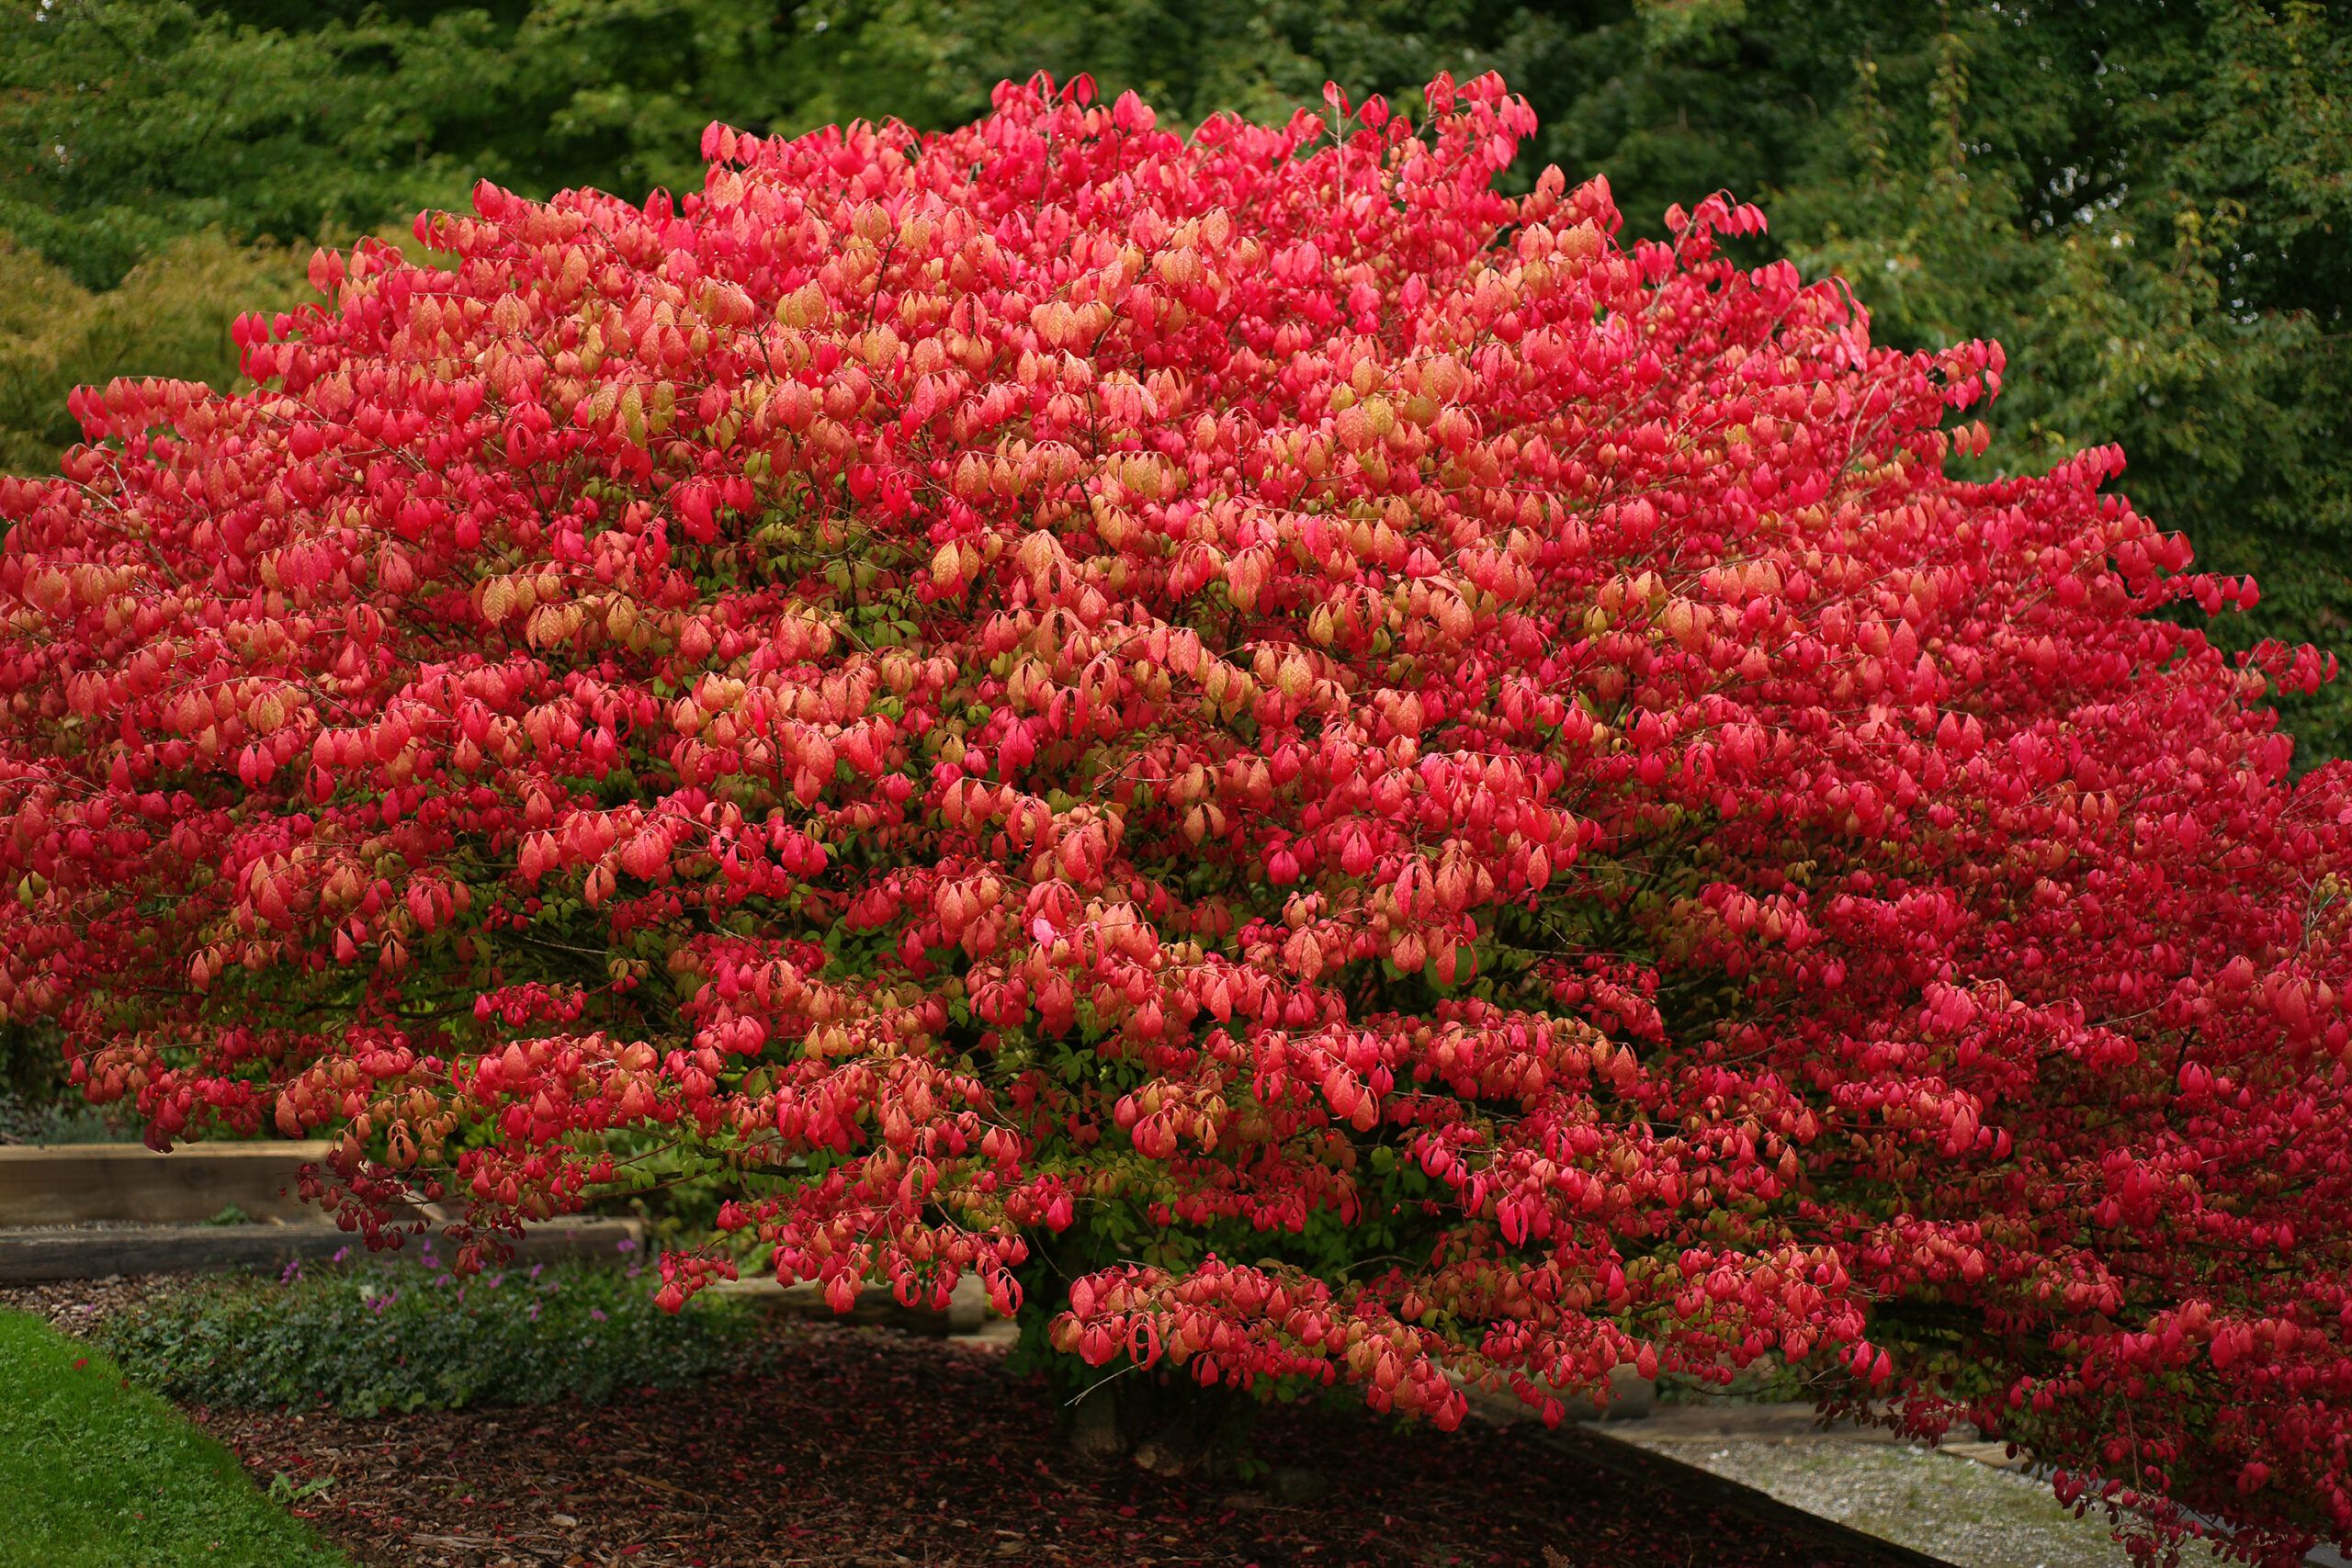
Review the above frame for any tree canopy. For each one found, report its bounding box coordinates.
[7,1,2349,748]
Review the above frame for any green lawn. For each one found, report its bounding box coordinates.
[0,1310,348,1568]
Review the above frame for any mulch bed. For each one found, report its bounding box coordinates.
[7,1276,1917,1566]
[175,1320,1913,1568]
[0,1270,174,1329]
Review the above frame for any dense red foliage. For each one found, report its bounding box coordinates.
[2,71,2347,1562]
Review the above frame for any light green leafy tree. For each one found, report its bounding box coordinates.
[0,231,307,474]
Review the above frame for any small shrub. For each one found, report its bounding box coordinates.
[0,1021,127,1145]
[0,1088,125,1145]
[100,1251,746,1416]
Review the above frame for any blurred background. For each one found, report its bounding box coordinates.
[4,0,2347,752]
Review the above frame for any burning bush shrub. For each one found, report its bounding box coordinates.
[3,71,2347,1562]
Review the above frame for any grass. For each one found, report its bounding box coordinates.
[0,1309,349,1568]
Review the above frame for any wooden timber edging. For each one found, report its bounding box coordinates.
[0,1217,646,1282]
[0,1141,336,1224]
[1457,1383,1959,1568]
[703,1272,992,1337]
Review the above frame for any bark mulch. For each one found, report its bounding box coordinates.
[185,1320,1925,1568]
[0,1270,173,1330]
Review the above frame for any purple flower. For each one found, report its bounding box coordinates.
[589,1307,607,1322]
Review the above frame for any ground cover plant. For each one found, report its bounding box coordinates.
[1,67,2347,1564]
[100,1249,744,1416]
[0,1308,350,1568]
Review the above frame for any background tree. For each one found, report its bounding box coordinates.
[0,234,309,473]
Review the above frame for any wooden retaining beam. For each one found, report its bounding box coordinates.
[0,1218,646,1282]
[704,1273,992,1337]
[0,1141,334,1224]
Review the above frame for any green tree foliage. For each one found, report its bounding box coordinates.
[5,0,2347,745]
[1600,1,2352,755]
[0,232,307,473]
